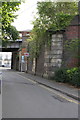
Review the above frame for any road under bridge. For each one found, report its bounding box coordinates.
[0,40,22,70]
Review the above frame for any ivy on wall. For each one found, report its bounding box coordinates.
[65,39,80,58]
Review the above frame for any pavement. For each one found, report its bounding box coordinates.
[18,71,80,101]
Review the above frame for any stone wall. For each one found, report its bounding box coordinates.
[43,33,63,78]
[26,32,64,78]
[20,15,79,77]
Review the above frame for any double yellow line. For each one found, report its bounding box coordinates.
[39,84,80,105]
[17,73,80,105]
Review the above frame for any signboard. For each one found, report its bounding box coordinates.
[24,53,29,57]
[21,56,24,62]
[21,48,26,56]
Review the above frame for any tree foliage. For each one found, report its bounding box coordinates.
[28,1,78,58]
[1,2,21,45]
[37,2,78,30]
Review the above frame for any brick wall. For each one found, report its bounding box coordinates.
[63,25,79,68]
[65,26,78,40]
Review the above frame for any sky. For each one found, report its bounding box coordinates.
[2,0,76,58]
[12,0,44,31]
[1,1,42,60]
[12,0,77,31]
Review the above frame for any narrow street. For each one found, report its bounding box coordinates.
[0,70,2,120]
[2,69,78,118]
[0,94,2,120]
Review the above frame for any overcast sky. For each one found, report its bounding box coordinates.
[12,0,77,31]
[1,0,76,58]
[12,0,44,31]
[1,1,43,59]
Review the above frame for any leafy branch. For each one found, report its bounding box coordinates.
[28,1,78,59]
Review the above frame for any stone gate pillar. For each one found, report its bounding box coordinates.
[43,32,64,78]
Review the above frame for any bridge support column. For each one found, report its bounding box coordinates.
[11,53,13,69]
[11,51,19,70]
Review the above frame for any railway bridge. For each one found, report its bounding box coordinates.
[0,39,22,70]
[0,30,30,71]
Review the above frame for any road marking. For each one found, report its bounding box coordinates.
[17,74,37,84]
[17,73,80,105]
[39,84,80,105]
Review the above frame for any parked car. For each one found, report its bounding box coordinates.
[2,65,5,67]
[2,64,6,67]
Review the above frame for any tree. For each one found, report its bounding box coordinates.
[28,1,78,58]
[1,2,21,46]
[36,1,78,30]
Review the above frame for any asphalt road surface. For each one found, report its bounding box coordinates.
[0,94,2,120]
[0,69,2,119]
[2,69,79,118]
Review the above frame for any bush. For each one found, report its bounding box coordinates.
[54,68,69,83]
[54,67,80,87]
[67,67,80,87]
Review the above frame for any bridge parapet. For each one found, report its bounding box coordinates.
[6,42,21,48]
[0,39,22,49]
